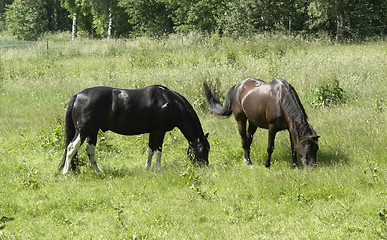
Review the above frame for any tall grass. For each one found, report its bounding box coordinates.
[0,33,386,239]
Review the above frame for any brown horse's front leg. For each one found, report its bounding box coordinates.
[265,126,277,168]
[289,131,299,168]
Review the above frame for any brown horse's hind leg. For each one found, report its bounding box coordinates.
[265,125,277,168]
[246,121,257,163]
[237,118,253,165]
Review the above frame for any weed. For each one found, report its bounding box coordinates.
[0,216,15,230]
[40,123,63,150]
[374,97,386,112]
[181,164,210,200]
[51,211,72,225]
[226,51,237,65]
[193,84,209,115]
[310,77,346,107]
[114,204,126,229]
[378,208,387,222]
[17,166,42,190]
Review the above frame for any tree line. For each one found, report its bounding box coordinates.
[0,0,386,42]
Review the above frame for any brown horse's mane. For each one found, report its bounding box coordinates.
[277,78,312,137]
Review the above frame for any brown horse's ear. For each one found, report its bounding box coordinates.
[204,133,209,139]
[313,136,320,141]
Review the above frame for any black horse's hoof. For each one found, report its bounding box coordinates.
[292,163,300,169]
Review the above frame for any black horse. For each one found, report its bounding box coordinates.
[203,78,319,168]
[59,85,210,175]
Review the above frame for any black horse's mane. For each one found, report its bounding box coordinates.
[169,88,204,135]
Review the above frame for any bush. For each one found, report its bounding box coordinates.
[311,78,346,107]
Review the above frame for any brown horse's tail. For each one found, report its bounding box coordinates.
[203,82,233,117]
[58,94,77,171]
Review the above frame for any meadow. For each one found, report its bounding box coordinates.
[0,33,386,239]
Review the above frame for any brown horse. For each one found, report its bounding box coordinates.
[203,78,319,168]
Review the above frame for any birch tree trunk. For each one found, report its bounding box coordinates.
[72,12,77,40]
[335,11,345,44]
[107,8,113,39]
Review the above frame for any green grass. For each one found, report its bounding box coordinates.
[0,33,386,239]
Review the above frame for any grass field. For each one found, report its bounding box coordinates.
[0,33,386,239]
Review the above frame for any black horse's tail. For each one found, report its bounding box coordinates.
[203,82,233,117]
[58,95,77,171]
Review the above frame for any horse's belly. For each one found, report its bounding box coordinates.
[249,117,270,129]
[103,116,174,135]
[242,94,287,130]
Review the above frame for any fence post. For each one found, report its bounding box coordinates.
[46,40,49,58]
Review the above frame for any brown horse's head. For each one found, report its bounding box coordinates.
[295,135,320,168]
[188,133,210,166]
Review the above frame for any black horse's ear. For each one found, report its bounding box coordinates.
[204,133,209,139]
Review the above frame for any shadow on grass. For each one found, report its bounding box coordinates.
[317,148,349,166]
[99,167,137,179]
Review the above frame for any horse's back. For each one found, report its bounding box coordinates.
[238,79,288,130]
[71,85,191,135]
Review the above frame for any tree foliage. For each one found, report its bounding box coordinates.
[2,0,386,40]
[4,0,48,40]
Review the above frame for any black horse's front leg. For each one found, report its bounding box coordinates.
[148,131,166,170]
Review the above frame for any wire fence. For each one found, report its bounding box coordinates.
[0,24,385,54]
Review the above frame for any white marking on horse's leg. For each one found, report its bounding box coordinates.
[63,134,82,176]
[155,150,162,171]
[86,143,100,172]
[145,148,154,169]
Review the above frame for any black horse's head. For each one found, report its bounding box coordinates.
[295,135,320,168]
[188,133,210,166]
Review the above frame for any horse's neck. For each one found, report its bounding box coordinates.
[175,108,203,144]
[290,120,311,142]
[179,123,203,144]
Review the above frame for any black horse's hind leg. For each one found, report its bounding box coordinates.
[265,125,277,168]
[86,132,100,172]
[146,131,166,170]
[63,133,85,175]
[289,131,299,168]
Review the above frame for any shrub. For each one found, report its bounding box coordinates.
[310,78,346,107]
